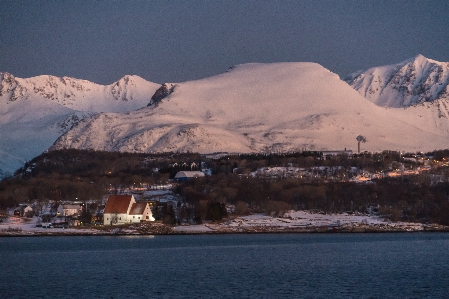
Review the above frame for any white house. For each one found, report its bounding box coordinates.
[57,204,82,217]
[103,195,154,225]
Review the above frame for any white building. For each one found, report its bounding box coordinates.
[128,202,154,223]
[103,195,154,225]
[57,204,82,217]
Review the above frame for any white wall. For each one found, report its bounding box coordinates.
[104,213,129,225]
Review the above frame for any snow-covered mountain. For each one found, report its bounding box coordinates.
[0,72,159,112]
[0,72,159,178]
[51,62,449,155]
[344,54,449,108]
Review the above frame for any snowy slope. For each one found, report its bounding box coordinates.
[51,62,449,155]
[344,54,449,108]
[0,72,159,112]
[0,72,159,178]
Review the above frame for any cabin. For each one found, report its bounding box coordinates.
[174,171,205,182]
[103,195,154,225]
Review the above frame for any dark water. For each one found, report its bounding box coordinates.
[1,233,449,299]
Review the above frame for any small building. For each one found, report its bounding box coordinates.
[23,205,33,214]
[174,171,205,182]
[104,195,135,225]
[23,206,34,217]
[103,195,154,225]
[14,205,34,217]
[128,202,154,223]
[57,204,82,217]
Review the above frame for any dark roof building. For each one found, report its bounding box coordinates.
[104,195,134,214]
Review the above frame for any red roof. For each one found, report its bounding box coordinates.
[104,195,133,214]
[129,202,148,215]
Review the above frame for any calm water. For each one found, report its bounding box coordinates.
[1,233,449,299]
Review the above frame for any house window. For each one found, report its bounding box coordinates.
[133,216,135,219]
[119,217,121,220]
[138,217,140,219]
[146,216,149,219]
[107,218,109,221]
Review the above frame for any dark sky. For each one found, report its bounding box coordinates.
[1,0,448,85]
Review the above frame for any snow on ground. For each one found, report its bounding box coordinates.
[0,216,80,234]
[170,211,434,233]
[0,210,441,235]
[218,211,386,228]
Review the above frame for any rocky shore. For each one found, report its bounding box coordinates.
[1,215,448,237]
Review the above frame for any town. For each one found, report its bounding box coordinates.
[1,148,449,235]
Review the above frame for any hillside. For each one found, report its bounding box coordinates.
[0,72,159,178]
[51,62,449,154]
[2,149,449,226]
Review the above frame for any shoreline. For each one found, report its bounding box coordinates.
[1,223,449,237]
[2,211,448,237]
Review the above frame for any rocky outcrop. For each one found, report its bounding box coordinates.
[148,83,175,106]
[0,72,28,101]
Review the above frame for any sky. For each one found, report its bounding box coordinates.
[1,0,449,85]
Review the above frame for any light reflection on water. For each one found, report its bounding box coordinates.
[1,233,449,298]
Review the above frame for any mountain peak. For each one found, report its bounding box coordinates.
[345,55,449,107]
[113,75,140,85]
[0,72,160,111]
[412,53,427,61]
[404,54,440,66]
[0,72,160,179]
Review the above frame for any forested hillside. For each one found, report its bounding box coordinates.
[1,149,449,225]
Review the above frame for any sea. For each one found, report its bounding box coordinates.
[1,233,449,299]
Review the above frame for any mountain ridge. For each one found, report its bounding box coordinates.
[0,72,160,178]
[344,54,449,108]
[4,56,449,179]
[0,72,160,112]
[51,62,449,155]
